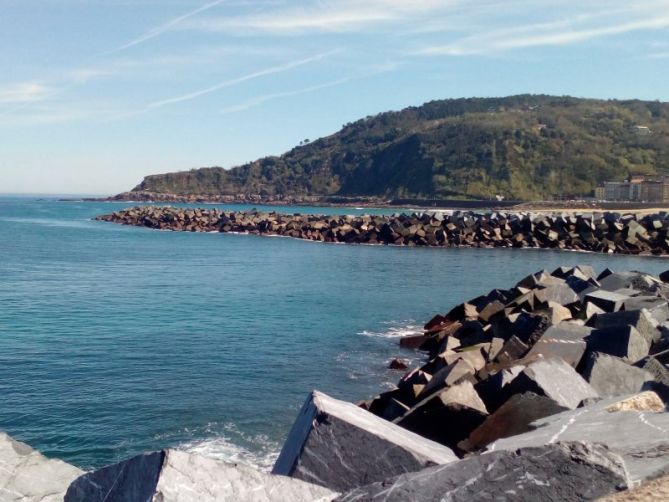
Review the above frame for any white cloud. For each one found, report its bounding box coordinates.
[0,82,53,104]
[184,0,455,34]
[418,3,669,56]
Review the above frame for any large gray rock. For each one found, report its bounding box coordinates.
[584,290,629,312]
[585,326,650,363]
[623,297,669,324]
[272,391,457,492]
[395,381,488,452]
[490,394,669,485]
[65,449,336,502]
[336,442,628,502]
[459,392,569,452]
[475,363,526,412]
[533,283,580,306]
[590,310,659,345]
[0,432,83,502]
[525,322,591,367]
[580,352,654,398]
[506,358,599,409]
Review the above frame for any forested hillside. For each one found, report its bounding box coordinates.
[129,95,669,201]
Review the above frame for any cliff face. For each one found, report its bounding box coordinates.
[129,95,669,201]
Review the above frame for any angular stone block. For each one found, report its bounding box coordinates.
[506,358,599,409]
[272,391,457,492]
[478,300,505,322]
[367,389,411,421]
[584,290,629,312]
[584,301,605,321]
[534,283,579,306]
[336,442,628,502]
[624,297,669,324]
[66,450,336,502]
[579,352,654,398]
[453,320,489,346]
[475,364,526,412]
[418,358,475,399]
[490,394,669,485]
[395,381,488,451]
[585,325,650,363]
[460,392,568,452]
[0,432,83,502]
[494,335,530,364]
[492,312,548,343]
[546,301,573,325]
[525,322,591,367]
[590,309,659,345]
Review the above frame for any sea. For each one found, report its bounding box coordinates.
[1,195,668,471]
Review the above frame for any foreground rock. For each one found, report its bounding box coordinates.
[65,449,336,502]
[0,432,83,502]
[272,391,457,492]
[336,442,629,502]
[359,265,669,457]
[490,393,669,485]
[97,207,669,255]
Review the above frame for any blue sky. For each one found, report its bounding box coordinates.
[2,0,669,194]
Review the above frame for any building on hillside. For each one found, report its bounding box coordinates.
[631,125,652,135]
[597,175,669,202]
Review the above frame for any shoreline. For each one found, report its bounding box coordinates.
[96,205,669,256]
[81,191,669,215]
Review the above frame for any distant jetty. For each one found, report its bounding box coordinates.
[97,206,669,255]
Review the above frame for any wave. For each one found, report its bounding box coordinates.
[0,217,94,228]
[178,423,280,472]
[357,320,422,339]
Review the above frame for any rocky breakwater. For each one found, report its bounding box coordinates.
[98,206,669,255]
[6,266,669,500]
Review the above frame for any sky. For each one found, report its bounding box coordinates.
[2,0,669,195]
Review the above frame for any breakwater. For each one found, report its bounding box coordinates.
[5,264,669,501]
[98,205,669,255]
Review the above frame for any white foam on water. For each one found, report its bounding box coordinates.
[357,319,422,339]
[178,423,280,472]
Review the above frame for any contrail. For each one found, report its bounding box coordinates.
[219,77,354,114]
[148,50,340,108]
[106,0,227,54]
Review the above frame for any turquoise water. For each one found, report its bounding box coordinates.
[2,196,669,470]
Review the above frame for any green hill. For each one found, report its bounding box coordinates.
[127,95,669,201]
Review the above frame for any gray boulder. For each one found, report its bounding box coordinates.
[65,449,337,502]
[525,322,591,367]
[489,393,669,485]
[589,310,659,345]
[584,290,628,312]
[506,358,599,409]
[623,297,669,324]
[580,352,654,398]
[585,326,650,363]
[459,392,569,452]
[395,381,488,452]
[272,391,457,492]
[336,442,628,502]
[0,432,83,502]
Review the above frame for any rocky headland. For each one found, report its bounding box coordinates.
[4,265,669,500]
[97,205,669,255]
